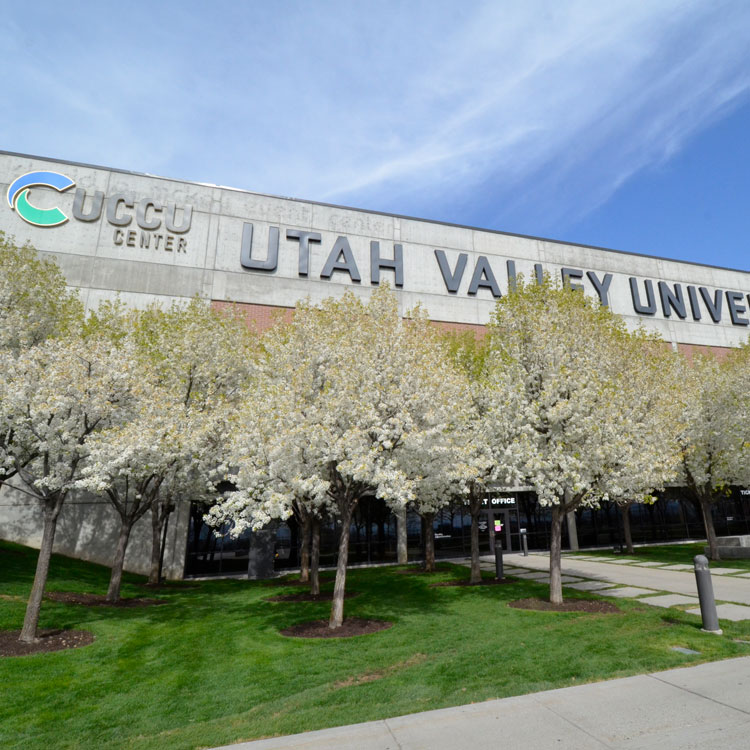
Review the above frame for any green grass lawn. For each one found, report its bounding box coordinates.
[2,540,750,750]
[569,542,750,571]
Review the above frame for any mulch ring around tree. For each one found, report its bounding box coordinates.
[265,591,360,603]
[266,574,336,587]
[45,591,168,608]
[0,629,95,657]
[137,582,201,591]
[509,597,621,614]
[280,617,393,638]
[430,577,518,588]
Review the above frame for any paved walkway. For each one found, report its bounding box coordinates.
[499,552,750,607]
[214,656,750,749]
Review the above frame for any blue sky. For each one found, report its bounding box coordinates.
[3,0,749,268]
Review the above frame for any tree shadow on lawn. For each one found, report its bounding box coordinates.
[1,548,600,647]
[0,558,456,641]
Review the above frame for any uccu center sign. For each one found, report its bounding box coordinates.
[2,151,749,351]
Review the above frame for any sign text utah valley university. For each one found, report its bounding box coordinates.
[9,169,750,328]
[240,220,750,327]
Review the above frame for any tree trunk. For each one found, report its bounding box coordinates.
[299,513,311,584]
[149,504,163,584]
[699,494,720,561]
[549,505,564,604]
[395,505,408,564]
[330,504,353,629]
[469,496,481,584]
[423,512,436,572]
[310,517,320,596]
[106,519,133,602]
[20,498,63,643]
[621,504,634,555]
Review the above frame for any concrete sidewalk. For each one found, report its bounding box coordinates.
[502,552,750,606]
[215,656,750,749]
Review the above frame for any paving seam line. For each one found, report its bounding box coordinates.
[647,673,750,717]
[530,693,611,748]
[383,719,405,749]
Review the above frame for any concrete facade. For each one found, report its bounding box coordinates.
[2,150,750,349]
[2,150,750,578]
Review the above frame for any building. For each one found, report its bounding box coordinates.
[2,151,749,577]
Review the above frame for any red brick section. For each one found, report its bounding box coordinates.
[210,301,736,358]
[431,320,487,338]
[676,343,732,362]
[212,300,489,338]
[211,300,294,334]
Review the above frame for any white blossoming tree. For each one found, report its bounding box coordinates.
[0,235,83,491]
[488,278,680,603]
[78,299,254,596]
[1,335,137,642]
[447,332,529,583]
[209,287,468,628]
[675,350,750,560]
[0,232,82,352]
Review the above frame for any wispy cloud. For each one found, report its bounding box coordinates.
[2,0,749,237]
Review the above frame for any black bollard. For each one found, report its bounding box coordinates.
[521,529,529,557]
[694,555,722,634]
[495,541,504,580]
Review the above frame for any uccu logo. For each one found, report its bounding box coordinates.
[7,169,193,254]
[7,171,75,227]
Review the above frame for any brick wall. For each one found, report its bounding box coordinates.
[212,299,734,357]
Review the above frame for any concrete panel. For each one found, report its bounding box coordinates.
[654,656,750,713]
[310,202,395,240]
[89,257,206,298]
[0,480,188,579]
[534,672,744,746]
[566,581,621,591]
[84,288,195,313]
[599,586,658,597]
[472,230,542,265]
[711,568,747,574]
[399,216,475,251]
[636,594,699,608]
[220,187,314,227]
[686,604,750,621]
[105,170,216,214]
[92,208,211,269]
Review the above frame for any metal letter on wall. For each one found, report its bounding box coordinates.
[687,286,702,321]
[136,200,163,230]
[370,241,404,287]
[726,291,749,326]
[240,223,279,272]
[506,260,517,291]
[72,188,104,222]
[434,249,467,293]
[320,236,361,282]
[658,281,687,319]
[286,229,321,276]
[468,256,501,297]
[629,277,657,315]
[699,287,723,323]
[106,194,134,226]
[561,268,584,292]
[587,271,612,307]
[165,204,193,233]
